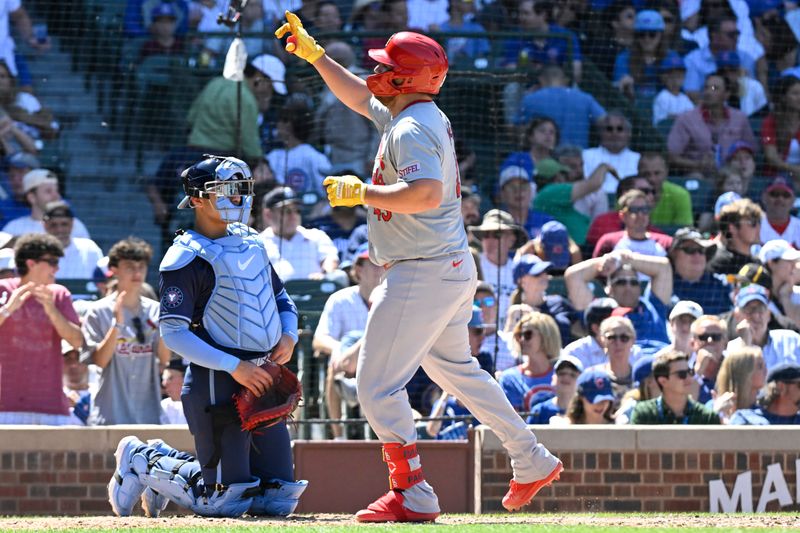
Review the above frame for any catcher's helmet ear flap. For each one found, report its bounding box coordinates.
[366,32,449,97]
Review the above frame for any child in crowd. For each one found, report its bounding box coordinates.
[652,53,694,126]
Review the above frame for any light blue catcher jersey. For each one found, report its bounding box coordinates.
[160,223,283,352]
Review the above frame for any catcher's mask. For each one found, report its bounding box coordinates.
[178,155,254,224]
[366,32,448,97]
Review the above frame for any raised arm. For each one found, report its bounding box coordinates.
[616,250,673,305]
[564,257,605,311]
[275,11,372,119]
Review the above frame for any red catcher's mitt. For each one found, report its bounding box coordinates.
[233,361,302,432]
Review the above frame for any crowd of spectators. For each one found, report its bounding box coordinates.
[1,0,800,433]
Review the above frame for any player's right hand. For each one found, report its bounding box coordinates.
[323,175,367,207]
[231,360,274,398]
[274,11,325,64]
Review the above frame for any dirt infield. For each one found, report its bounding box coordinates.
[2,513,799,530]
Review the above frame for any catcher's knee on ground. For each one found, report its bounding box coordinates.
[249,478,308,516]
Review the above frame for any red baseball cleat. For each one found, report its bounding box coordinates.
[502,461,563,512]
[355,490,440,523]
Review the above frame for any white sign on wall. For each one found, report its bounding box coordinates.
[709,460,800,512]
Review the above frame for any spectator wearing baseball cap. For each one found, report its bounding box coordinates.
[532,157,608,245]
[668,227,730,315]
[653,52,694,126]
[495,164,554,240]
[613,10,667,101]
[526,355,583,425]
[630,349,720,425]
[615,355,660,425]
[0,152,41,224]
[708,192,764,275]
[259,186,341,282]
[759,176,800,248]
[563,297,628,370]
[756,239,800,332]
[715,50,767,118]
[727,284,800,371]
[515,220,581,275]
[508,254,577,344]
[139,2,185,60]
[728,359,800,425]
[559,369,615,425]
[1,169,91,240]
[43,200,104,280]
[657,300,704,357]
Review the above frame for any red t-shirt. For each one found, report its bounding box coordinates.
[0,279,79,415]
[585,211,664,250]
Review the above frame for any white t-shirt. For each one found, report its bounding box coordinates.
[406,0,449,30]
[160,398,186,424]
[760,215,800,249]
[0,0,20,76]
[479,254,515,326]
[259,225,339,281]
[266,143,332,197]
[563,335,643,371]
[574,188,609,221]
[582,146,641,194]
[2,215,90,239]
[653,90,695,125]
[738,77,767,117]
[56,237,103,279]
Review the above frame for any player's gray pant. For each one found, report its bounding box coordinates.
[356,252,559,484]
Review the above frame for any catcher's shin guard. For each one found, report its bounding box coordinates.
[248,478,309,516]
[108,436,147,517]
[355,443,439,523]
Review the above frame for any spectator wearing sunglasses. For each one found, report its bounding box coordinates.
[593,189,673,259]
[729,362,800,425]
[709,198,762,275]
[582,111,641,195]
[668,227,730,315]
[563,297,630,370]
[0,233,82,424]
[588,316,638,406]
[757,239,800,332]
[81,238,171,425]
[759,177,800,248]
[630,350,720,424]
[638,152,693,228]
[584,175,666,251]
[565,249,672,346]
[727,284,800,371]
[498,312,560,412]
[42,201,104,280]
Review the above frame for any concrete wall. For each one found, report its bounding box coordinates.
[0,426,798,515]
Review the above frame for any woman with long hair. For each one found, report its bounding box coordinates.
[762,75,800,177]
[562,369,616,424]
[715,346,767,419]
[614,10,672,100]
[497,311,561,412]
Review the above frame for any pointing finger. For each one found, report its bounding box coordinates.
[286,11,301,29]
[274,22,290,38]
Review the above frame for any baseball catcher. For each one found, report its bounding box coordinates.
[276,10,562,523]
[108,156,307,518]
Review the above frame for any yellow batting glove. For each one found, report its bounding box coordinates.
[274,11,325,64]
[323,175,367,207]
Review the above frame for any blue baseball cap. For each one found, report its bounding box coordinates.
[577,369,616,404]
[716,50,741,70]
[340,242,370,270]
[540,221,571,269]
[632,356,654,388]
[634,10,665,32]
[659,52,685,73]
[151,2,178,19]
[512,254,551,285]
[714,191,742,217]
[735,284,769,308]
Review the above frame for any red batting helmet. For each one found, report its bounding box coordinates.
[366,32,449,97]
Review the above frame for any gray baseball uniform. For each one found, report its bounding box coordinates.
[356,98,559,514]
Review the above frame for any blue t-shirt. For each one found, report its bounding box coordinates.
[624,294,670,346]
[612,50,666,99]
[526,396,563,424]
[515,87,606,148]
[672,271,731,316]
[498,364,555,411]
[729,407,800,425]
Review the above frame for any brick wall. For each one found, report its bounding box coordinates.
[476,426,800,514]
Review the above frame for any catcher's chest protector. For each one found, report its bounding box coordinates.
[177,226,283,351]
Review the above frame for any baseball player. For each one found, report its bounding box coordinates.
[108,156,307,518]
[276,12,563,522]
